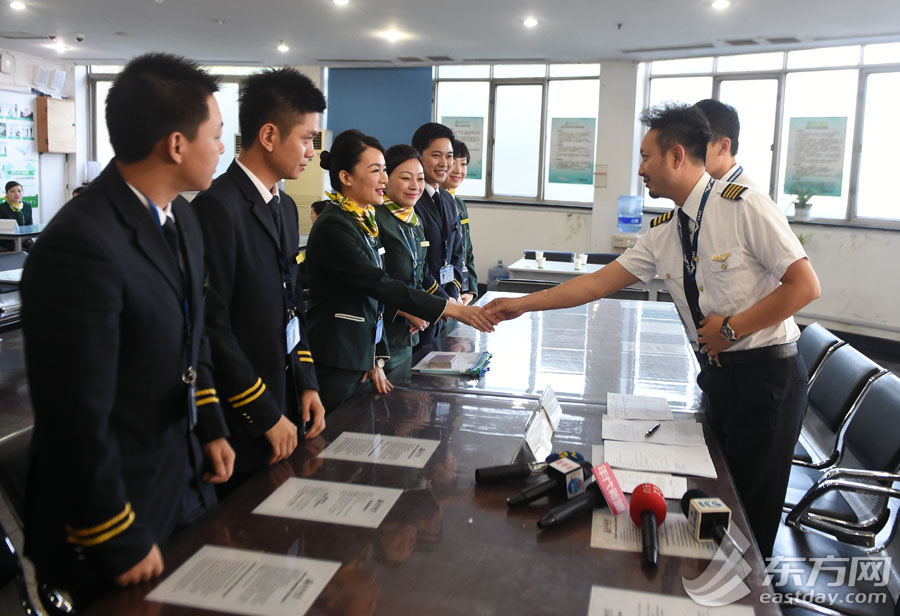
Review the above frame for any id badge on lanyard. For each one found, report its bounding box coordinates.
[439,264,454,285]
[285,315,300,354]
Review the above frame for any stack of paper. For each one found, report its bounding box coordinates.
[412,351,492,376]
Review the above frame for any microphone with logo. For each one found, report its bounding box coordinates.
[680,488,745,555]
[629,483,666,568]
[475,450,585,485]
[507,458,593,507]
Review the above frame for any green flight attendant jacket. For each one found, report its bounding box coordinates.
[305,201,446,410]
[453,194,478,298]
[373,204,429,373]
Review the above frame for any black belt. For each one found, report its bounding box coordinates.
[715,342,798,367]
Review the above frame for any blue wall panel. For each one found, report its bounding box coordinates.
[326,67,432,150]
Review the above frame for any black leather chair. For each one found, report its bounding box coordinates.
[0,518,40,615]
[606,288,650,301]
[786,371,900,549]
[798,322,846,385]
[0,428,75,615]
[496,279,558,294]
[655,289,675,303]
[522,250,575,263]
[792,345,885,469]
[585,252,618,265]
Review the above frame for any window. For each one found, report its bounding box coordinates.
[435,63,601,204]
[645,45,900,228]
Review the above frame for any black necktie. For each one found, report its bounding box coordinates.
[677,208,704,330]
[269,195,283,242]
[432,189,442,210]
[161,216,184,276]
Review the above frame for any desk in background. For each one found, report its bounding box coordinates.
[0,223,43,252]
[507,257,668,301]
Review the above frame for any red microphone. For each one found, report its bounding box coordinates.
[629,483,667,568]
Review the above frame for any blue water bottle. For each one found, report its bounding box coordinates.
[617,195,643,233]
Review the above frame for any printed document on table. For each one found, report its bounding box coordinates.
[604,440,718,479]
[588,586,754,616]
[606,393,673,420]
[602,416,705,446]
[253,478,402,528]
[609,469,688,500]
[146,545,340,616]
[320,431,439,468]
[591,510,717,558]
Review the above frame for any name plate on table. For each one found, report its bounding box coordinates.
[0,220,19,233]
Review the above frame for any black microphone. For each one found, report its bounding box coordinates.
[680,488,744,554]
[629,483,667,568]
[475,450,585,484]
[536,481,608,529]
[507,460,592,507]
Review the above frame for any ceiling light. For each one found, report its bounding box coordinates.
[277,41,289,53]
[711,0,730,9]
[51,40,66,53]
[376,28,409,43]
[9,1,26,9]
[334,0,349,5]
[523,16,539,28]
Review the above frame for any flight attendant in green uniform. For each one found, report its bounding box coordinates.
[306,130,495,410]
[441,139,478,303]
[374,145,430,374]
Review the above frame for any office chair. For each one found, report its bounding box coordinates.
[606,288,650,301]
[585,252,618,265]
[655,289,675,304]
[496,279,558,294]
[0,519,40,615]
[792,345,884,469]
[0,428,75,615]
[522,250,575,263]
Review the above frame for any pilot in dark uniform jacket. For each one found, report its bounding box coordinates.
[414,184,464,347]
[193,160,319,473]
[305,197,447,410]
[21,161,228,599]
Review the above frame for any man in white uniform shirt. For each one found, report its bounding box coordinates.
[485,103,820,558]
[695,98,764,194]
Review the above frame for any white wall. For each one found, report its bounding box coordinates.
[0,47,76,224]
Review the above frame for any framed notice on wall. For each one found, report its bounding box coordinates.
[0,90,39,208]
[548,118,596,185]
[783,117,847,197]
[441,116,484,179]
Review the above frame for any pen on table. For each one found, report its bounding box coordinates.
[644,423,661,438]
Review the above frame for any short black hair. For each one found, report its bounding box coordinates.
[319,129,385,191]
[5,181,21,192]
[695,99,740,155]
[451,139,470,164]
[106,53,220,163]
[640,103,711,163]
[310,200,328,215]
[411,122,454,155]
[239,68,326,149]
[384,144,423,177]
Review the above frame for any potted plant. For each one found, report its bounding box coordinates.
[792,187,815,222]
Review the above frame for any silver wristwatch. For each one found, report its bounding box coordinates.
[720,316,739,342]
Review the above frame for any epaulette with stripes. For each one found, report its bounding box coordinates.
[721,183,749,200]
[650,209,674,228]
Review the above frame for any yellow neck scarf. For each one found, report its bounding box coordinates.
[382,198,419,227]
[6,200,23,213]
[327,191,378,238]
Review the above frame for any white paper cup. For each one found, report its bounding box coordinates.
[579,253,588,262]
[573,258,583,270]
[534,250,544,260]
[536,257,547,268]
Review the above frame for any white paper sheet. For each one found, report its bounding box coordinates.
[607,393,674,420]
[602,416,705,447]
[253,478,402,528]
[587,586,755,616]
[590,510,717,558]
[319,432,439,468]
[145,545,340,616]
[608,469,689,500]
[604,441,718,479]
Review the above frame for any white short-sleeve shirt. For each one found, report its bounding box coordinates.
[617,173,807,351]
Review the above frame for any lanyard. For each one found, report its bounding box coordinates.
[677,178,715,282]
[726,165,743,182]
[399,223,419,279]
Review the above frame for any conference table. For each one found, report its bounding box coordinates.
[507,257,668,301]
[85,295,777,615]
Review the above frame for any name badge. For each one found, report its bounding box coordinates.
[285,316,300,354]
[378,246,386,255]
[374,316,384,345]
[421,240,430,247]
[187,384,198,429]
[439,265,453,285]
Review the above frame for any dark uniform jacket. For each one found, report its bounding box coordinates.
[414,187,464,300]
[373,204,429,353]
[192,160,318,472]
[0,199,33,251]
[21,161,227,589]
[453,194,478,298]
[305,201,446,372]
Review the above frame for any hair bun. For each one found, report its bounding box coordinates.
[319,150,332,170]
